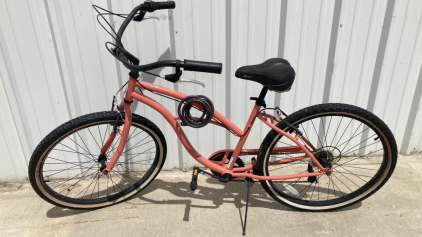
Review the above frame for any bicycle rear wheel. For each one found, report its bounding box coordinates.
[257,103,397,211]
[28,111,166,209]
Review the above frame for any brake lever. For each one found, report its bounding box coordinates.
[176,78,205,88]
[142,16,160,21]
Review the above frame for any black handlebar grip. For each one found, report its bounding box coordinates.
[156,1,175,10]
[183,60,223,74]
[146,1,176,12]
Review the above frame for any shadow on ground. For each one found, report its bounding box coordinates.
[46,178,362,221]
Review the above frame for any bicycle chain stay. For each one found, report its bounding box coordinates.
[231,178,311,184]
[229,151,319,184]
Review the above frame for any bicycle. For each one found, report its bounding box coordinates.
[28,1,397,234]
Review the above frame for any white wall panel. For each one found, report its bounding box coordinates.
[1,0,422,181]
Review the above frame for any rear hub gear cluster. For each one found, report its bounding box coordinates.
[307,149,338,182]
[309,150,335,169]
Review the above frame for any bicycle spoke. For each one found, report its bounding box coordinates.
[60,168,99,195]
[49,163,97,190]
[87,127,102,151]
[66,135,96,158]
[334,170,371,181]
[300,123,312,149]
[58,143,95,162]
[309,183,317,200]
[332,173,353,192]
[330,176,344,197]
[342,130,375,153]
[268,161,306,172]
[326,176,331,200]
[339,122,363,154]
[52,148,92,157]
[44,159,97,178]
[111,170,138,183]
[75,131,98,160]
[45,157,94,167]
[334,127,371,153]
[342,140,380,157]
[298,182,313,199]
[335,148,384,166]
[339,165,379,171]
[106,136,122,156]
[101,123,110,147]
[310,120,323,148]
[118,146,156,164]
[329,116,343,151]
[333,119,353,150]
[323,116,332,147]
[98,123,104,148]
[43,167,93,173]
[79,173,100,199]
[90,173,101,200]
[121,138,153,155]
[319,116,326,147]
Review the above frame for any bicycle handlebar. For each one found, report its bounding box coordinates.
[113,1,222,75]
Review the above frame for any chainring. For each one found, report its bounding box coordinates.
[209,153,245,177]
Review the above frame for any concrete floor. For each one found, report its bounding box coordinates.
[0,154,421,237]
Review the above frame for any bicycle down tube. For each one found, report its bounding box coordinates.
[102,77,332,180]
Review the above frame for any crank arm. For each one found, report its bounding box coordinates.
[176,78,205,88]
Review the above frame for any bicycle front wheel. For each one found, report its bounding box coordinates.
[29,111,166,209]
[257,103,397,211]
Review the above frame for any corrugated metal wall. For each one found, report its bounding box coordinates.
[1,0,422,181]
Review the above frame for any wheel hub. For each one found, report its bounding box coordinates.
[98,155,108,172]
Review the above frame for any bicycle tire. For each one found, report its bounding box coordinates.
[28,111,167,209]
[257,103,397,211]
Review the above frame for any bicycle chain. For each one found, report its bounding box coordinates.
[231,151,315,184]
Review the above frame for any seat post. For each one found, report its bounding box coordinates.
[255,87,268,107]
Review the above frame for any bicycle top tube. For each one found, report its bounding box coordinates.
[104,1,222,76]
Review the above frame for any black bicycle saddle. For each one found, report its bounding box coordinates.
[235,58,295,92]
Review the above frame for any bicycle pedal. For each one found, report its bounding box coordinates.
[190,167,199,191]
[251,157,259,174]
[251,157,256,165]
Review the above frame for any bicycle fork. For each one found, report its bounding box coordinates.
[99,102,133,175]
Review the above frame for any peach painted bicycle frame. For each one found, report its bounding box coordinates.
[102,77,332,180]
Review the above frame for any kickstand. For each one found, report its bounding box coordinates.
[242,177,253,236]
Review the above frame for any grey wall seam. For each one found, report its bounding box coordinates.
[3,2,38,153]
[400,65,422,154]
[43,0,72,122]
[322,0,343,104]
[89,2,109,107]
[358,0,395,154]
[52,1,83,118]
[225,0,232,149]
[366,0,395,112]
[167,6,184,169]
[27,0,59,128]
[273,0,288,113]
[106,0,124,102]
[0,26,32,163]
